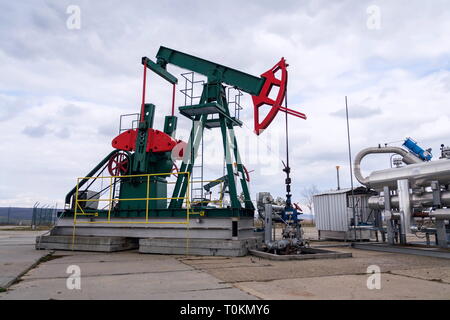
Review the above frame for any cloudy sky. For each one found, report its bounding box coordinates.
[1,1,450,211]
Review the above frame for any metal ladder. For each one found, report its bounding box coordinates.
[180,71,206,204]
[191,131,204,203]
[227,87,243,120]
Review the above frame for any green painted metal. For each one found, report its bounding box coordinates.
[179,102,242,127]
[170,84,253,211]
[228,122,254,210]
[156,46,265,95]
[64,46,257,220]
[163,115,177,137]
[169,114,207,209]
[64,207,253,219]
[132,103,155,173]
[142,57,178,84]
[64,149,120,205]
[219,114,240,208]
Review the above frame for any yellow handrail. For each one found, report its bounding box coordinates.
[73,172,191,225]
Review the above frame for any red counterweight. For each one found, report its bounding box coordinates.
[111,128,178,153]
[252,58,306,135]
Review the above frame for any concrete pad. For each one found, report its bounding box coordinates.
[0,248,256,300]
[0,230,50,289]
[178,256,272,270]
[37,235,139,252]
[181,248,450,283]
[234,273,450,300]
[139,238,258,257]
[23,255,193,280]
[42,250,177,263]
[390,267,450,284]
[0,268,255,300]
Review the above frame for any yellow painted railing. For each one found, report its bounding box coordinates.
[73,172,191,225]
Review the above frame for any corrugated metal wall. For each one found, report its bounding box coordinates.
[314,192,375,232]
[313,193,348,232]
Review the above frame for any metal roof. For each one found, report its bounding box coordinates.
[313,186,375,197]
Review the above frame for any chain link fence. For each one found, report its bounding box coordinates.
[0,203,58,227]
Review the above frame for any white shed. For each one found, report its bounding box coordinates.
[313,187,377,240]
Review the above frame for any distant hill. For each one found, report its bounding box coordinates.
[0,207,58,225]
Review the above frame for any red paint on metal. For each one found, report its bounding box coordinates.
[171,83,176,116]
[252,58,307,135]
[243,165,251,182]
[146,129,178,153]
[171,141,186,160]
[107,152,130,176]
[293,203,303,212]
[111,128,178,153]
[171,161,179,177]
[111,129,137,151]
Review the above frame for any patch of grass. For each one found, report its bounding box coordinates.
[0,287,7,293]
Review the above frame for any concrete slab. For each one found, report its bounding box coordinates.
[23,255,193,280]
[139,237,259,257]
[234,273,450,300]
[0,252,256,300]
[36,235,139,252]
[353,243,450,259]
[180,247,450,283]
[390,266,450,284]
[0,229,50,289]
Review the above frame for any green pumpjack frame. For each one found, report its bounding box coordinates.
[63,46,264,220]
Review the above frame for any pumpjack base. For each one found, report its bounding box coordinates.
[48,217,255,239]
[36,217,262,256]
[35,235,139,252]
[139,237,262,257]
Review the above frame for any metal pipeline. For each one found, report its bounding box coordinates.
[430,209,450,220]
[368,190,450,209]
[353,146,422,187]
[354,147,450,190]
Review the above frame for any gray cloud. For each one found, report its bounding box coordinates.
[1,1,450,207]
[55,127,71,139]
[59,103,84,117]
[22,124,49,138]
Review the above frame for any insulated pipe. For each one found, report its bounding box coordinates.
[368,190,450,210]
[353,146,422,187]
[397,179,411,238]
[430,208,450,220]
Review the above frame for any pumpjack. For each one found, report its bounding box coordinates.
[37,46,307,256]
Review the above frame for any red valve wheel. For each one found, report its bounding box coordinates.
[107,151,130,176]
